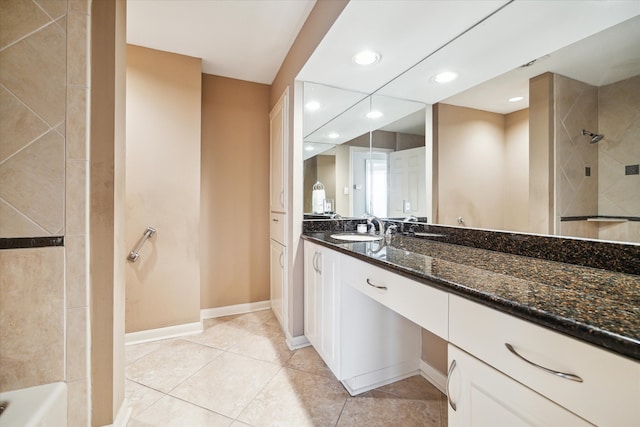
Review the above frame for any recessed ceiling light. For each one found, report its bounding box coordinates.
[305,101,321,111]
[508,96,524,102]
[366,110,383,119]
[432,71,458,83]
[304,145,314,151]
[353,50,381,66]
[328,132,340,139]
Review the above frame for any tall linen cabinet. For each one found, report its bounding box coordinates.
[270,88,288,328]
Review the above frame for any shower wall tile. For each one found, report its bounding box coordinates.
[66,234,88,308]
[0,85,49,162]
[0,21,66,126]
[0,199,48,237]
[66,306,88,382]
[68,379,89,427]
[67,11,88,86]
[68,0,90,14]
[35,0,68,21]
[0,247,65,392]
[66,86,88,159]
[66,159,88,235]
[0,130,65,234]
[598,76,640,219]
[555,74,598,223]
[0,0,51,49]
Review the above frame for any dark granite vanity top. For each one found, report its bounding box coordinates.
[302,230,640,361]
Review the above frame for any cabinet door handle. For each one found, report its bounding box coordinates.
[316,252,322,274]
[312,252,318,273]
[446,359,457,411]
[279,252,284,268]
[505,343,583,383]
[366,278,387,290]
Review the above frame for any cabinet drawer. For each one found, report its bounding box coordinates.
[449,295,640,427]
[341,254,448,339]
[270,212,285,244]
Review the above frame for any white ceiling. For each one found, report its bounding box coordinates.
[126,0,316,84]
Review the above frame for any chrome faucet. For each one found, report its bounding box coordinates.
[401,215,418,233]
[363,214,385,235]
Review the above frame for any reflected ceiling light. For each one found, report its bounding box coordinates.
[366,110,383,119]
[432,71,458,83]
[353,50,381,66]
[305,101,321,111]
[328,132,340,139]
[508,96,524,102]
[304,145,314,151]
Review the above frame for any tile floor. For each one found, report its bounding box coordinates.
[125,309,448,426]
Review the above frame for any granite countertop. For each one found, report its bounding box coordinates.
[302,231,640,361]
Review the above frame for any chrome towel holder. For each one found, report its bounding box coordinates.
[127,226,156,262]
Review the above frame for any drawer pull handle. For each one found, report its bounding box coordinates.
[505,343,583,383]
[366,278,387,290]
[272,218,279,222]
[446,359,457,411]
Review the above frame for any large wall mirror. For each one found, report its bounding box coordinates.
[300,1,639,244]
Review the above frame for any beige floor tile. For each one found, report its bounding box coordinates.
[228,332,294,365]
[125,339,172,365]
[440,396,449,426]
[337,394,441,427]
[375,375,443,401]
[126,339,221,393]
[230,422,254,427]
[170,352,281,419]
[125,379,165,418]
[129,395,233,427]
[187,319,253,350]
[286,346,334,379]
[238,367,348,427]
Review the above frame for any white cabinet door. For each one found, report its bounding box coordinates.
[303,241,341,373]
[270,88,287,213]
[304,241,320,349]
[270,240,285,328]
[447,345,592,427]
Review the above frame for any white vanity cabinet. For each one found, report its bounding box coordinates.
[303,241,421,395]
[447,345,592,427]
[448,295,640,427]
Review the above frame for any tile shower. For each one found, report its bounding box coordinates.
[555,74,640,243]
[0,0,91,424]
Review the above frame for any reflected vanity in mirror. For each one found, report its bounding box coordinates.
[300,4,639,244]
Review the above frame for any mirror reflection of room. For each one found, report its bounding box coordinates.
[301,14,639,244]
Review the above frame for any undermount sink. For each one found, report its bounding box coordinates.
[330,233,384,242]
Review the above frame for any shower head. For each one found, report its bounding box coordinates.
[581,129,604,144]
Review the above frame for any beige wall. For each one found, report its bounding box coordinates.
[435,103,506,230]
[271,0,349,338]
[201,74,271,309]
[125,45,202,332]
[0,0,93,424]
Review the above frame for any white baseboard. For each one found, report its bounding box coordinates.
[200,300,271,320]
[342,360,420,396]
[285,332,310,350]
[109,399,132,427]
[125,321,203,345]
[420,359,447,394]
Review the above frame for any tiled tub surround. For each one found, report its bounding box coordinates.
[302,220,640,360]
